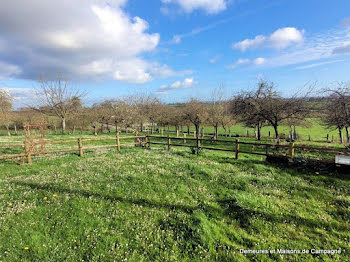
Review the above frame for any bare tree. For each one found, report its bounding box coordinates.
[219,101,236,137]
[105,99,129,133]
[34,75,85,134]
[183,99,208,140]
[232,80,311,139]
[230,92,266,140]
[0,89,13,136]
[208,88,224,139]
[322,82,350,143]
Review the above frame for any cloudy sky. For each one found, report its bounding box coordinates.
[0,0,350,107]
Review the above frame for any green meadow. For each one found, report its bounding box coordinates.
[1,144,349,261]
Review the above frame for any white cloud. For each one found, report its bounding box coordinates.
[209,55,220,63]
[0,61,21,79]
[341,17,350,28]
[333,42,350,54]
[233,27,304,51]
[294,59,345,70]
[0,87,35,108]
[0,0,179,83]
[228,57,266,69]
[171,17,232,44]
[264,27,350,68]
[161,0,228,14]
[253,57,266,65]
[158,78,197,94]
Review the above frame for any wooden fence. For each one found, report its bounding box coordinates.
[0,135,147,165]
[1,134,349,165]
[146,135,350,161]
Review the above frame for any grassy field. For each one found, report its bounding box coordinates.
[166,118,344,143]
[1,143,349,261]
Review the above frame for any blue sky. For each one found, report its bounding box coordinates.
[0,0,350,107]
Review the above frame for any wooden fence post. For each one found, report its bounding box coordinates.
[167,136,171,151]
[184,133,187,143]
[116,133,120,151]
[78,138,83,157]
[145,135,148,148]
[235,139,239,160]
[176,129,179,137]
[289,142,295,159]
[146,135,150,149]
[24,141,32,165]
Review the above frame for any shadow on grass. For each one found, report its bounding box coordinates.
[9,180,349,232]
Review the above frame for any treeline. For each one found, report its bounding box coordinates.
[1,77,350,144]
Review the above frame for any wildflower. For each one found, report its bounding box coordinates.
[23,200,27,203]
[8,203,13,207]
[52,194,57,198]
[24,247,29,250]
[43,197,48,200]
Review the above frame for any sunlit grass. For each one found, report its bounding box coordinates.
[0,146,349,261]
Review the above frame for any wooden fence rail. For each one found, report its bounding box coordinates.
[146,135,350,161]
[0,135,147,164]
[1,134,349,165]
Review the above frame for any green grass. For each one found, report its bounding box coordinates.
[1,145,349,261]
[167,118,344,143]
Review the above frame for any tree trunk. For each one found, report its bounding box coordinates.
[187,125,190,135]
[14,125,18,136]
[72,125,76,135]
[293,126,297,140]
[115,121,118,134]
[6,125,11,136]
[345,127,349,143]
[339,127,343,144]
[195,124,200,154]
[257,123,261,141]
[273,125,279,139]
[214,124,218,140]
[140,122,143,132]
[62,118,66,134]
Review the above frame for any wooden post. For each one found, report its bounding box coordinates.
[78,138,83,157]
[167,136,171,151]
[116,133,120,151]
[326,134,329,142]
[24,141,32,165]
[289,142,295,159]
[184,133,187,143]
[193,131,196,137]
[308,135,311,141]
[235,139,239,160]
[176,130,179,137]
[145,135,150,149]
